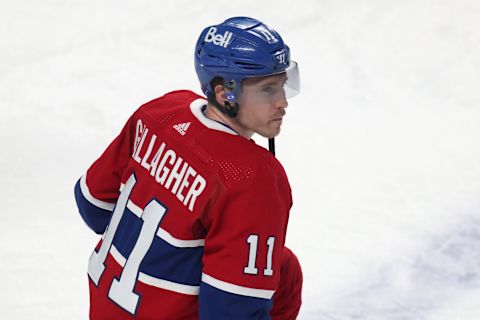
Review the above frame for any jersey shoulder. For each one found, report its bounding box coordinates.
[130,90,290,193]
[198,131,290,193]
[134,90,203,126]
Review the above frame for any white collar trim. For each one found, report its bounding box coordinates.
[189,99,238,135]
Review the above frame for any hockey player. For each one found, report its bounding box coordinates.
[74,17,302,319]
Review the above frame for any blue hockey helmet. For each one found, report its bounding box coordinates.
[194,17,300,103]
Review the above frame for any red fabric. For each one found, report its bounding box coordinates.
[270,247,303,320]
[83,90,297,318]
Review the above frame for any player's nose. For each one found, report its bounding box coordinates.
[276,97,288,109]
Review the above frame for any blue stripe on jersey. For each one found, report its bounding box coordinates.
[74,179,113,234]
[112,207,203,286]
[199,282,273,320]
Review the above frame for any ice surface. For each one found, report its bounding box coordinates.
[1,0,480,318]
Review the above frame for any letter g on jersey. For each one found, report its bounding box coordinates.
[204,27,233,48]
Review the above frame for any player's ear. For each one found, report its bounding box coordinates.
[214,84,228,106]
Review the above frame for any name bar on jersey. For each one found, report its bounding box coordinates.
[132,119,206,212]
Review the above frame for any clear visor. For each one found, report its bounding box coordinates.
[236,61,300,105]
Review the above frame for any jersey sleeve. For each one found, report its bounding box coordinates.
[74,114,136,234]
[199,170,291,320]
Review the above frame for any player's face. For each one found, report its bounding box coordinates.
[236,73,288,139]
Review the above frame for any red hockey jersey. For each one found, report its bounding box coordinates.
[74,90,292,319]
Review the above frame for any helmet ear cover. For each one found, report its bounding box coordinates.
[207,77,240,118]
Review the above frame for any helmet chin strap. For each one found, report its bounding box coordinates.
[268,138,275,156]
[223,101,239,118]
[222,79,239,118]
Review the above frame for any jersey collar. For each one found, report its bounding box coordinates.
[189,99,238,136]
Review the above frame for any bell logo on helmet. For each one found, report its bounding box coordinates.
[204,27,233,48]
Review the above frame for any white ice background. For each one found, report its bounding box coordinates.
[1,0,480,319]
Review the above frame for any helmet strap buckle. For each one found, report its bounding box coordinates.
[222,79,239,117]
[224,101,239,117]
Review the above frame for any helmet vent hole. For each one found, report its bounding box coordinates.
[234,61,264,70]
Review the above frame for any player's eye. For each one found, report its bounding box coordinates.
[262,85,275,94]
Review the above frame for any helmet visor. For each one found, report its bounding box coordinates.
[238,61,300,105]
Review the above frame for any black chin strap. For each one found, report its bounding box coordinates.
[210,96,239,118]
[223,101,239,118]
[268,138,275,156]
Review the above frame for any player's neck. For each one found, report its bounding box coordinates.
[204,104,253,139]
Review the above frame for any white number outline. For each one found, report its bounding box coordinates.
[87,173,168,315]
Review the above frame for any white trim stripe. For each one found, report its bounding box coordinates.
[156,228,205,248]
[189,99,238,135]
[110,244,127,267]
[139,273,199,296]
[201,273,275,299]
[109,245,199,295]
[126,200,143,218]
[80,174,115,211]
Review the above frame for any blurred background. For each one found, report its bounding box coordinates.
[1,0,479,318]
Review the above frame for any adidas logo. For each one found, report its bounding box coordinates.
[173,122,191,136]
